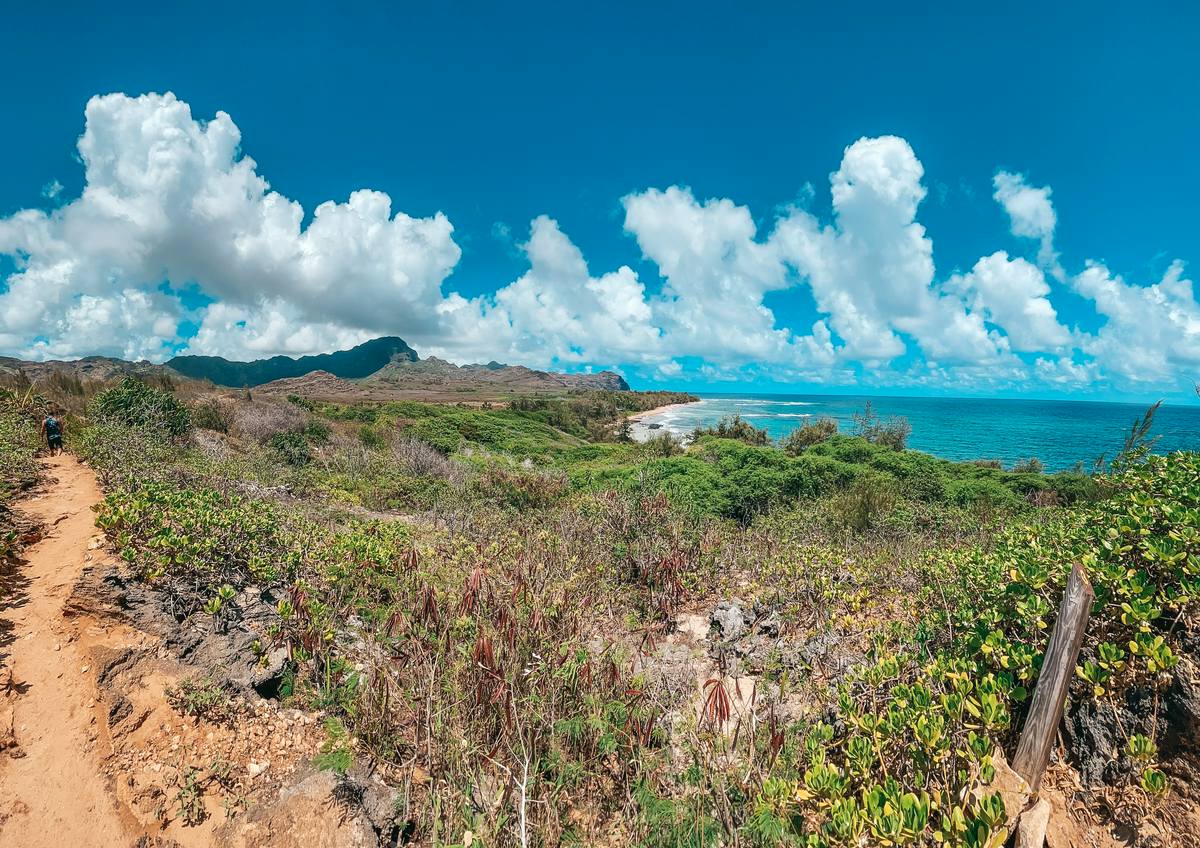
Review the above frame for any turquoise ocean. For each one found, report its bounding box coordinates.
[634,394,1200,472]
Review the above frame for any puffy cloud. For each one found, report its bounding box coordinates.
[621,187,830,366]
[945,252,1070,351]
[993,171,1062,279]
[187,301,374,362]
[1034,355,1100,387]
[433,215,662,367]
[0,92,461,360]
[772,136,1007,367]
[19,289,182,362]
[428,192,843,375]
[3,91,1197,397]
[1072,261,1200,383]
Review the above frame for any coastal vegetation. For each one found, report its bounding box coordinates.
[0,386,42,561]
[2,374,1196,845]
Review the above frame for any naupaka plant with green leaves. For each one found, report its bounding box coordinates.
[94,481,302,615]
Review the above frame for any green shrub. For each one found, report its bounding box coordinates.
[830,474,898,531]
[945,476,1020,508]
[852,401,911,450]
[270,430,312,466]
[90,377,190,436]
[1012,457,1044,474]
[358,424,387,449]
[691,414,770,446]
[190,398,230,433]
[94,481,296,605]
[474,467,569,510]
[813,435,876,465]
[788,453,860,497]
[867,449,948,501]
[0,400,40,498]
[781,416,838,454]
[0,398,41,561]
[304,418,331,444]
[408,418,462,454]
[72,420,183,487]
[641,431,683,457]
[1044,470,1097,504]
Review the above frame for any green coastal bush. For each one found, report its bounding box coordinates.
[270,430,312,466]
[0,394,42,562]
[853,400,911,450]
[830,473,899,530]
[690,414,771,446]
[90,377,190,436]
[781,416,839,454]
[190,398,231,433]
[567,432,1074,523]
[473,465,570,510]
[94,481,297,606]
[0,395,41,495]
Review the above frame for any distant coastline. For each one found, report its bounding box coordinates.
[627,400,698,423]
[623,392,1200,470]
[628,399,701,441]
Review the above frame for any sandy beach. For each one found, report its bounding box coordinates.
[626,399,701,441]
[626,400,698,423]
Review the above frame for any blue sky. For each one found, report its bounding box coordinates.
[1,1,1198,401]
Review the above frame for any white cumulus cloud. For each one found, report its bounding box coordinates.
[773,136,1008,368]
[945,251,1071,351]
[0,92,461,360]
[3,90,1199,397]
[433,215,663,368]
[1072,261,1200,384]
[993,171,1063,279]
[621,186,831,366]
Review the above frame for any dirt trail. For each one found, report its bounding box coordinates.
[0,453,138,846]
[0,455,381,848]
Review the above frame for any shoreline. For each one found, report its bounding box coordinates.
[626,399,700,423]
[626,399,702,442]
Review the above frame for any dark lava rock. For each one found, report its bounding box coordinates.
[1163,657,1200,756]
[69,561,289,700]
[1063,687,1156,788]
[711,600,752,641]
[1059,657,1200,804]
[756,611,782,638]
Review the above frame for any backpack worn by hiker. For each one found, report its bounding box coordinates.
[45,417,61,439]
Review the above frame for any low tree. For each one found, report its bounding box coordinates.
[692,414,769,446]
[852,401,911,450]
[781,416,838,454]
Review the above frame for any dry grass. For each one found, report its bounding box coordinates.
[229,401,310,443]
[393,435,462,482]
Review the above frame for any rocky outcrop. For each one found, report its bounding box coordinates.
[212,769,383,848]
[1062,657,1200,800]
[68,560,289,699]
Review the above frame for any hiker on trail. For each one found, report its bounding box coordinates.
[41,412,64,455]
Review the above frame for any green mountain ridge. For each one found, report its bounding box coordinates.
[166,337,419,387]
[166,337,632,391]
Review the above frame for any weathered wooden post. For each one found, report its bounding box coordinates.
[1012,563,1095,792]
